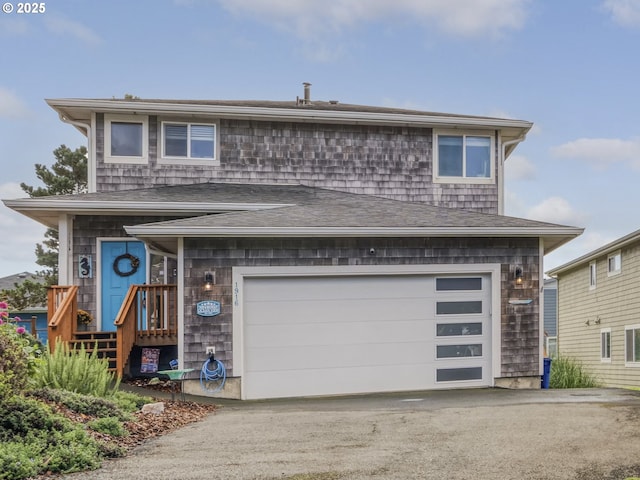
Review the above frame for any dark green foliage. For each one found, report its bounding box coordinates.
[88,417,128,437]
[0,396,67,442]
[30,388,132,421]
[17,144,88,287]
[0,278,47,311]
[112,389,154,411]
[0,442,40,480]
[0,396,102,479]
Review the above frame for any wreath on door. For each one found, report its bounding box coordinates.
[113,253,140,277]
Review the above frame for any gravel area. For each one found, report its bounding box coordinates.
[63,388,640,480]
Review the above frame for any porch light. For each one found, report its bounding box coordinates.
[514,266,523,286]
[204,272,215,291]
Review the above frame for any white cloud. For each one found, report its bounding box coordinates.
[215,0,530,40]
[0,183,45,278]
[602,0,640,28]
[0,87,29,119]
[505,154,536,181]
[526,196,587,226]
[44,16,102,45]
[551,137,640,170]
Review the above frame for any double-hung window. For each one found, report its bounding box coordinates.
[434,131,494,183]
[625,325,640,365]
[104,114,148,164]
[162,122,216,160]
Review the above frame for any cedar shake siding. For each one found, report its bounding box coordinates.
[94,114,500,214]
[182,236,540,379]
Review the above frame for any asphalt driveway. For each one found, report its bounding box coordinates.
[67,388,640,480]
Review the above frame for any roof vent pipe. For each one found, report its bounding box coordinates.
[303,82,311,104]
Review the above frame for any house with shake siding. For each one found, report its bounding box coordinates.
[3,86,582,399]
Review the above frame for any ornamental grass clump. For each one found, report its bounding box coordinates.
[33,338,121,398]
[549,355,600,389]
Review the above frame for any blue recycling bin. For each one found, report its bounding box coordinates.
[541,357,552,389]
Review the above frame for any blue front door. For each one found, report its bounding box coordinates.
[101,241,146,331]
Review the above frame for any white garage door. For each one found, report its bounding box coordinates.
[242,273,492,399]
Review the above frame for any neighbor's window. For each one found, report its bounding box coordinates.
[589,261,597,290]
[162,122,216,160]
[608,251,621,277]
[435,132,493,182]
[625,325,640,365]
[104,114,148,164]
[601,328,611,362]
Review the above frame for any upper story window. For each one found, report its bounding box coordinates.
[589,261,597,290]
[607,251,621,277]
[104,114,148,164]
[434,131,494,184]
[162,122,216,161]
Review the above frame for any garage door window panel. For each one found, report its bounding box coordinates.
[437,344,483,358]
[436,301,483,315]
[436,322,482,336]
[437,367,483,382]
[436,277,482,291]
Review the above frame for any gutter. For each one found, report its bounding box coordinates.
[2,199,294,213]
[124,225,584,238]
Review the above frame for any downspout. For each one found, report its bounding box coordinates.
[58,114,94,192]
[499,134,527,215]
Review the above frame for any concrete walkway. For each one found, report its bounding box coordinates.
[67,388,640,480]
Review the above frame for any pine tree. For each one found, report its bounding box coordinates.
[1,145,88,308]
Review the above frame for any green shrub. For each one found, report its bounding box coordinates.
[0,315,43,401]
[0,396,67,442]
[31,388,132,421]
[33,338,121,397]
[112,389,154,412]
[549,356,600,388]
[0,441,41,480]
[88,416,128,437]
[0,396,103,478]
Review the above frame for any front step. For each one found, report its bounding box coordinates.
[71,331,117,372]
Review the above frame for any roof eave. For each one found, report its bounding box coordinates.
[46,99,532,139]
[125,225,583,251]
[2,198,291,228]
[547,228,640,276]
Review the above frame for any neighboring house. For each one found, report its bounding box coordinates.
[0,272,48,343]
[543,278,557,357]
[3,87,582,399]
[548,229,640,388]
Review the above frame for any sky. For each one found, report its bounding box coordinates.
[0,0,639,279]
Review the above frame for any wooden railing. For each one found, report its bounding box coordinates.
[47,286,78,351]
[114,284,177,376]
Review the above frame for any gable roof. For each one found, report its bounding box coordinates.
[4,182,582,254]
[46,98,532,155]
[547,228,640,277]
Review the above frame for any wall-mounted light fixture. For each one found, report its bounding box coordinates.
[514,266,523,286]
[204,272,215,291]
